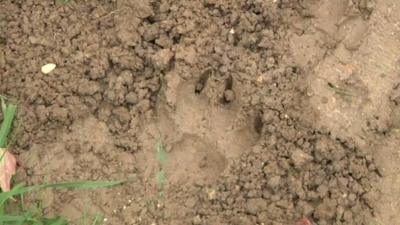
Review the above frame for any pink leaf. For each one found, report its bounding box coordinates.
[297,217,313,225]
[0,148,17,192]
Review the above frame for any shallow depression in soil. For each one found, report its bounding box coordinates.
[137,76,259,187]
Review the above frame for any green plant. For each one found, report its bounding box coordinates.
[0,97,17,148]
[156,139,166,199]
[88,213,104,225]
[56,0,72,4]
[0,181,125,225]
[79,200,104,225]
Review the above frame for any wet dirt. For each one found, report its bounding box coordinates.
[0,0,399,225]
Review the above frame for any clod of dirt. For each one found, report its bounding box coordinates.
[151,49,174,70]
[77,79,100,96]
[223,89,235,103]
[125,92,139,105]
[291,148,313,168]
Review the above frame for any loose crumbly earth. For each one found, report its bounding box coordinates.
[0,0,399,225]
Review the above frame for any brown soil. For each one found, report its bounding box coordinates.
[1,0,399,225]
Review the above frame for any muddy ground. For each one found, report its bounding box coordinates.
[1,0,400,224]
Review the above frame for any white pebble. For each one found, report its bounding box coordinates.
[229,28,235,34]
[41,63,56,74]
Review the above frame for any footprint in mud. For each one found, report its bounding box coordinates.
[137,70,259,187]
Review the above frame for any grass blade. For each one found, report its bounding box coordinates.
[0,215,25,222]
[42,217,68,225]
[156,170,165,190]
[0,97,6,114]
[40,180,125,189]
[91,213,103,225]
[0,103,17,148]
[156,140,166,163]
[0,181,125,206]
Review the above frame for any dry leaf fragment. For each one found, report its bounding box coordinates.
[0,148,17,192]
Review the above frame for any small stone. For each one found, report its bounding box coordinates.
[41,63,56,74]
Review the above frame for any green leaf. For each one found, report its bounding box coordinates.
[40,180,125,189]
[0,214,25,222]
[156,170,165,190]
[0,184,26,206]
[91,213,104,225]
[0,97,6,114]
[0,181,125,206]
[156,140,166,163]
[56,0,72,4]
[0,103,17,148]
[43,217,69,225]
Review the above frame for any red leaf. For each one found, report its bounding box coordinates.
[297,217,313,225]
[0,148,17,192]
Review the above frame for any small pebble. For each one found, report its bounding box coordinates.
[41,63,56,74]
